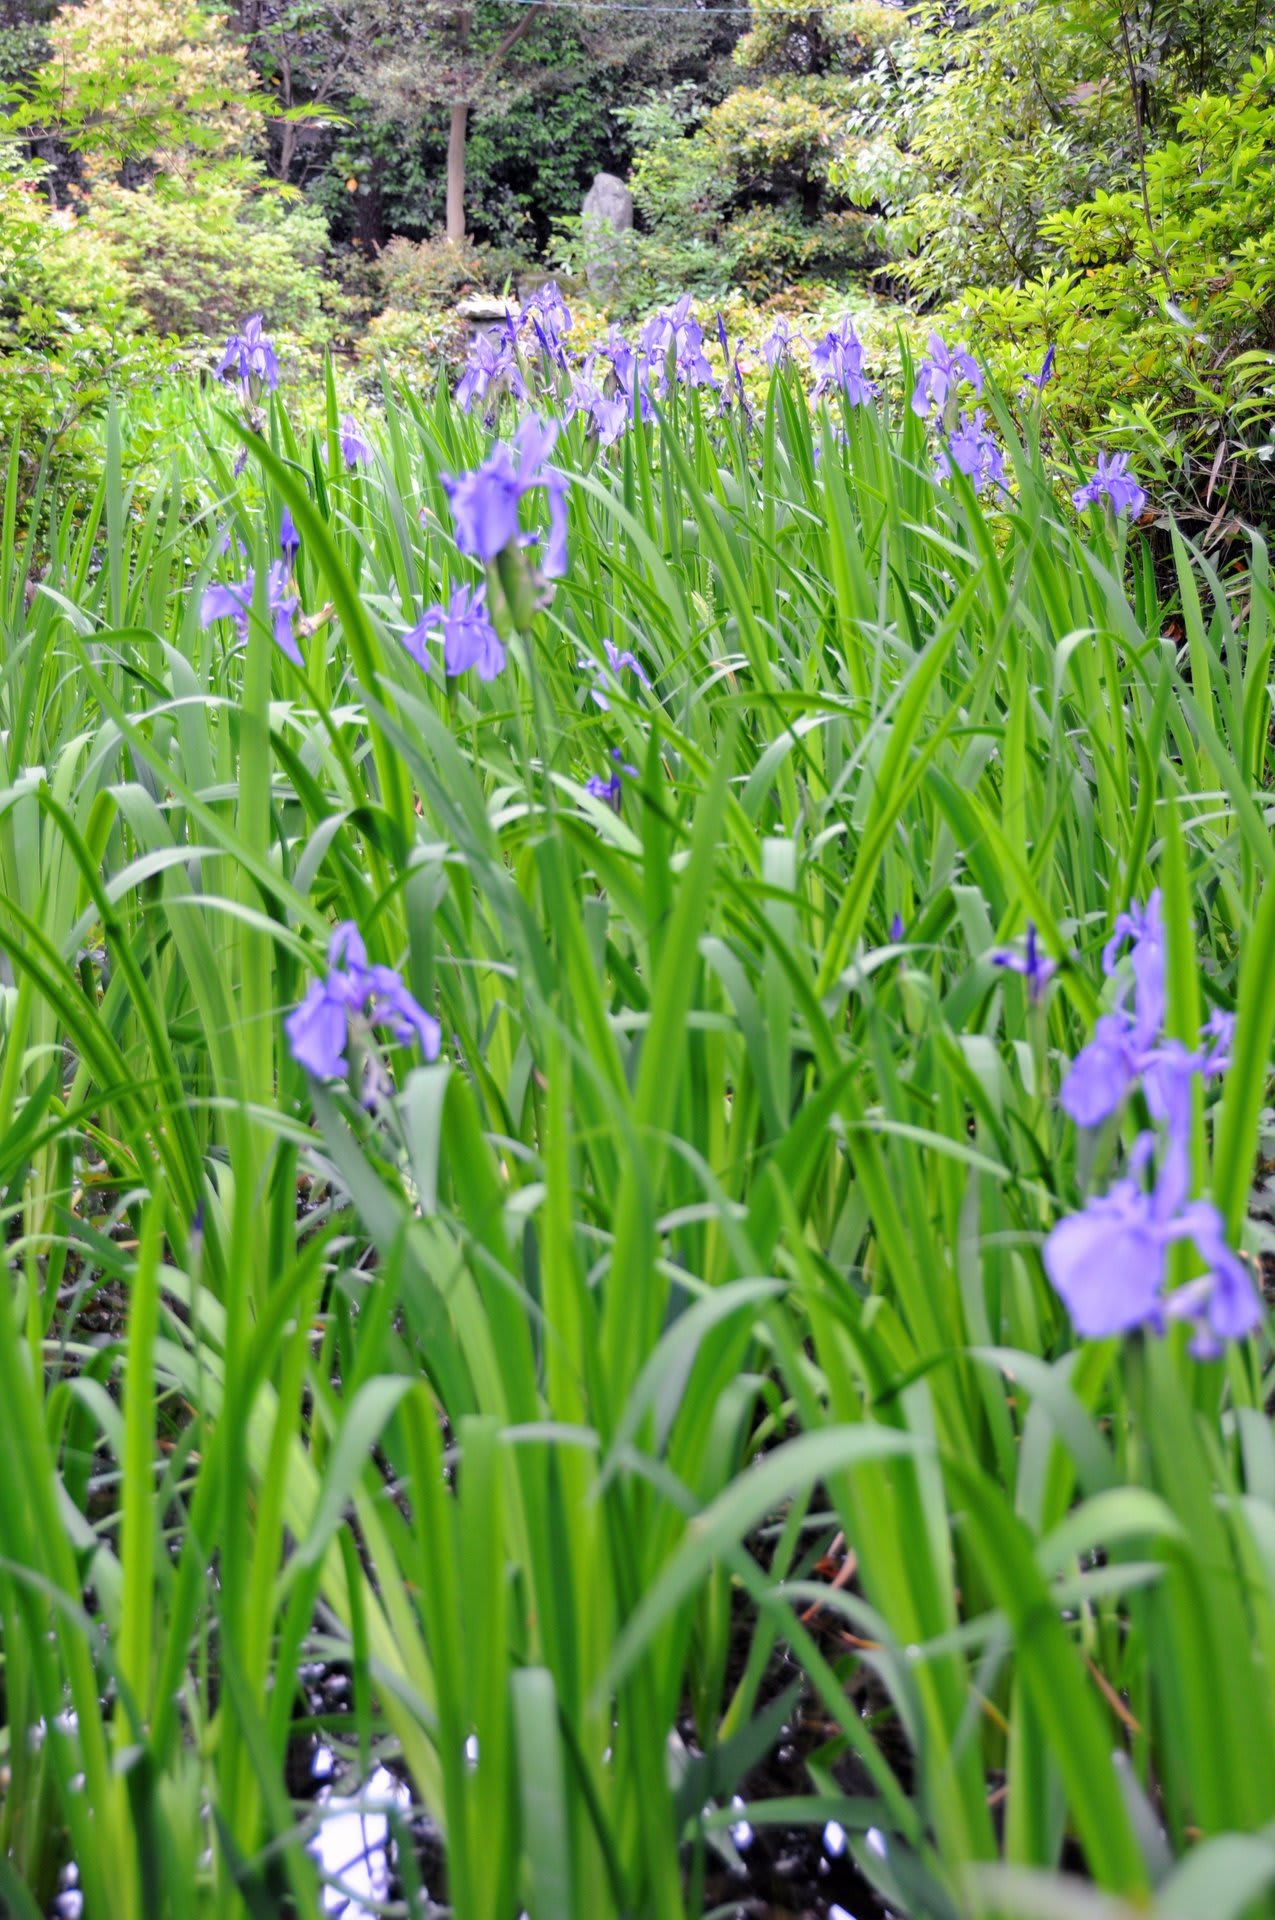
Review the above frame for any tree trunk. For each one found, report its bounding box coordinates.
[442,0,547,242]
[446,97,468,241]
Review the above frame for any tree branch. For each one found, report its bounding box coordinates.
[478,1,549,86]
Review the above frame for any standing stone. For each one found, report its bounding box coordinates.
[581,171,634,298]
[583,171,633,234]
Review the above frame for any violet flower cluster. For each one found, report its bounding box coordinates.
[455,320,529,414]
[585,746,638,811]
[520,280,573,366]
[639,295,719,397]
[934,408,1006,496]
[402,581,505,682]
[1072,451,1147,520]
[455,283,572,416]
[200,506,304,664]
[286,922,440,1083]
[810,316,876,407]
[340,415,373,470]
[455,287,783,447]
[586,637,650,710]
[761,317,801,370]
[441,415,569,579]
[911,331,981,418]
[216,313,279,394]
[1043,890,1259,1357]
[565,370,629,448]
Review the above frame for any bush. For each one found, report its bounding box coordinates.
[375,231,492,313]
[892,0,1275,307]
[82,173,333,346]
[725,202,879,294]
[959,50,1275,530]
[0,150,162,501]
[702,83,837,190]
[358,300,467,385]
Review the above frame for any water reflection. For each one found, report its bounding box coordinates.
[311,1756,413,1915]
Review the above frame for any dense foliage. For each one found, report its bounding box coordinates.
[1,290,1275,1919]
[4,0,1275,521]
[4,0,1275,1911]
[961,51,1275,532]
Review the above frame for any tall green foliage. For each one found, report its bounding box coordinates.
[1,339,1273,1919]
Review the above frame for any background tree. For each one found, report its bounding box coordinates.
[37,0,265,179]
[613,0,909,304]
[879,0,1275,302]
[345,0,733,242]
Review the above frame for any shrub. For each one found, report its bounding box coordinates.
[358,300,467,385]
[725,202,879,294]
[959,50,1275,531]
[375,231,492,313]
[82,173,333,346]
[42,0,264,175]
[0,149,161,501]
[702,83,838,190]
[892,0,1275,307]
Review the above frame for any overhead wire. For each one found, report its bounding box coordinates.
[469,0,915,16]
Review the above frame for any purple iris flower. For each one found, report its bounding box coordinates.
[200,559,301,666]
[564,369,597,421]
[1045,1146,1260,1356]
[591,391,630,446]
[935,409,1007,495]
[215,314,280,393]
[587,638,650,710]
[340,415,373,470]
[911,331,981,417]
[1045,892,1259,1357]
[585,745,638,812]
[810,318,875,407]
[618,358,655,427]
[889,912,905,942]
[1061,1012,1143,1127]
[441,416,569,579]
[992,922,1057,1002]
[519,281,573,365]
[286,920,441,1080]
[455,326,528,413]
[1201,1007,1235,1075]
[721,330,752,420]
[1061,891,1169,1125]
[596,326,635,384]
[402,581,505,682]
[1024,344,1056,392]
[1103,891,1165,1047]
[1072,452,1147,519]
[279,505,300,560]
[1162,1204,1263,1356]
[565,371,629,448]
[640,297,718,395]
[761,318,800,369]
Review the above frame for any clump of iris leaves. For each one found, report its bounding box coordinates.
[1,290,1274,1920]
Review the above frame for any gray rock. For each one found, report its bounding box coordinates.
[582,171,633,234]
[581,172,634,297]
[455,294,512,324]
